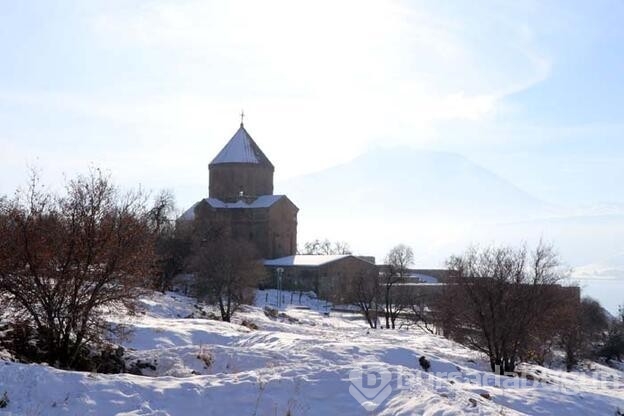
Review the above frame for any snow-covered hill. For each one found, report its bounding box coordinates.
[1,290,623,415]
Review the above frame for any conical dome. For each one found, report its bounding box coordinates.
[208,123,274,202]
[210,124,273,168]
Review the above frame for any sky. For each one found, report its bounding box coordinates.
[1,1,623,294]
[1,0,622,204]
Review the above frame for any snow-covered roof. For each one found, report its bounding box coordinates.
[180,201,199,221]
[396,282,445,287]
[179,195,288,221]
[210,124,273,167]
[204,195,284,209]
[407,273,439,284]
[264,255,350,267]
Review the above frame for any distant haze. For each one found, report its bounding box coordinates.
[279,147,624,314]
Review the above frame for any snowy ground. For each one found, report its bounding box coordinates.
[1,290,623,415]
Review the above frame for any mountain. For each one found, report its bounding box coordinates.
[280,148,550,221]
[278,148,553,262]
[277,148,624,289]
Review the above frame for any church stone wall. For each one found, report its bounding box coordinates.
[209,164,274,202]
[267,198,298,258]
[192,198,297,260]
[318,257,378,299]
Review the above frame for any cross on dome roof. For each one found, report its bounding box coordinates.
[209,122,274,167]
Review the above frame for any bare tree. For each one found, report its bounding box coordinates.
[558,296,610,370]
[437,241,570,374]
[190,237,266,322]
[381,244,414,329]
[0,170,155,369]
[149,190,176,235]
[301,239,352,255]
[399,285,436,333]
[332,264,381,328]
[599,303,624,362]
[149,190,192,292]
[386,244,414,278]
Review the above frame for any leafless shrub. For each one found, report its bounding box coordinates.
[329,263,381,328]
[382,244,414,329]
[149,190,192,292]
[190,235,266,322]
[435,241,573,374]
[300,238,352,255]
[0,169,155,369]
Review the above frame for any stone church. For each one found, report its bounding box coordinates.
[181,121,298,259]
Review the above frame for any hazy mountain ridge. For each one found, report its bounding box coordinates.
[280,147,550,221]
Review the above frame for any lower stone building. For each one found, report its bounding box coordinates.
[263,255,378,299]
